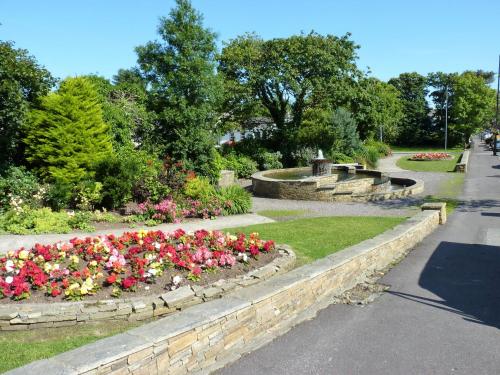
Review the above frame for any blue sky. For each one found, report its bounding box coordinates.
[1,0,499,81]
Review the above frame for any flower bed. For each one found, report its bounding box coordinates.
[0,229,276,302]
[410,152,453,161]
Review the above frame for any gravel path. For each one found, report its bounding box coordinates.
[377,152,410,172]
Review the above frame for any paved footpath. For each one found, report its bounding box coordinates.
[0,214,273,253]
[219,140,500,375]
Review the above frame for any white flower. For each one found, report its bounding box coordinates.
[5,260,14,273]
[147,268,157,277]
[237,253,248,262]
[172,275,182,285]
[153,242,161,250]
[5,276,13,284]
[145,286,150,291]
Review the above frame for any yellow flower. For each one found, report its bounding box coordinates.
[138,229,148,239]
[70,255,79,264]
[80,286,89,295]
[89,260,97,267]
[138,240,144,246]
[44,263,52,273]
[68,282,80,290]
[18,250,29,260]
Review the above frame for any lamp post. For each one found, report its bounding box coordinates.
[494,55,499,156]
[444,86,448,151]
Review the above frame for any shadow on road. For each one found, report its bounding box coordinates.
[388,241,500,329]
[455,199,500,212]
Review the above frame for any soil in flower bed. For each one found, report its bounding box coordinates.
[0,229,278,304]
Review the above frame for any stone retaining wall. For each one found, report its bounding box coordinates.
[0,247,295,331]
[455,150,469,173]
[8,207,443,375]
[252,168,423,202]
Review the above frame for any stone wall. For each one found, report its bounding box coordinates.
[454,150,469,173]
[7,207,443,375]
[0,247,295,331]
[252,168,423,202]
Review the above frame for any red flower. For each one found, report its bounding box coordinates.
[106,274,117,284]
[263,240,275,252]
[122,276,137,289]
[249,245,260,257]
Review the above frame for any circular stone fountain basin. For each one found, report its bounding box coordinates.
[251,166,423,202]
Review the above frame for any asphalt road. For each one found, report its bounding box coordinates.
[219,140,500,375]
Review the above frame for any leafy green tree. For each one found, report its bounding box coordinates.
[0,41,55,169]
[451,72,496,142]
[24,77,113,186]
[388,72,432,145]
[82,75,155,150]
[219,32,361,164]
[298,107,335,151]
[298,107,360,156]
[427,72,456,143]
[429,71,496,145]
[135,0,222,179]
[330,107,361,156]
[353,78,404,143]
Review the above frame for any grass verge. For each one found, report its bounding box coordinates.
[420,173,465,216]
[224,216,406,266]
[257,209,310,218]
[396,153,461,172]
[0,320,142,373]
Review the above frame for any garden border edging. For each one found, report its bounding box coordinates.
[0,246,295,331]
[7,206,443,375]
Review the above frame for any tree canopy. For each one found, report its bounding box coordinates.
[0,41,55,169]
[135,0,222,178]
[219,32,361,164]
[389,72,432,145]
[24,77,113,185]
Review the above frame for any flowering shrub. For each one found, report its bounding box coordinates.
[0,229,275,301]
[137,197,180,223]
[410,152,452,161]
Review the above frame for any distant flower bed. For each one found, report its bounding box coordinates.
[410,152,452,161]
[0,229,275,301]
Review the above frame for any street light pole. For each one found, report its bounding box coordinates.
[496,54,500,130]
[494,55,499,156]
[444,85,448,151]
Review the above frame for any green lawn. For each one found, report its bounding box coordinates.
[257,209,310,218]
[0,321,142,373]
[224,216,406,266]
[420,173,465,216]
[396,153,461,172]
